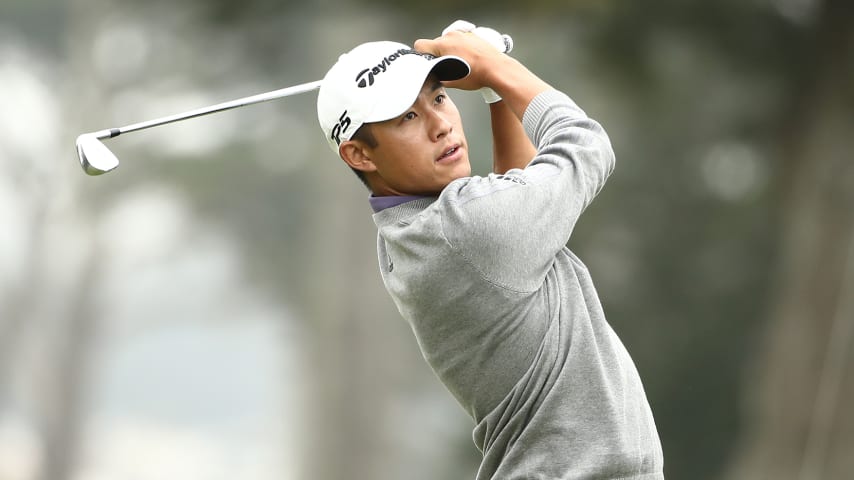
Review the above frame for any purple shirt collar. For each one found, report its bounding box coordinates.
[369,195,427,213]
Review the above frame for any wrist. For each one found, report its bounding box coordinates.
[481,56,552,119]
[478,54,520,91]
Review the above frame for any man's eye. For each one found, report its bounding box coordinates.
[403,112,417,121]
[435,94,446,104]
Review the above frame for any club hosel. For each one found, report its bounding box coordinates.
[89,128,122,140]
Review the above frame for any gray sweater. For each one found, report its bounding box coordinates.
[372,90,664,479]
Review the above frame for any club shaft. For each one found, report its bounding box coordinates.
[93,80,323,140]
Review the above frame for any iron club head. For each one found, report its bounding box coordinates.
[76,133,119,176]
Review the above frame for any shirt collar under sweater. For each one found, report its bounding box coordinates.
[369,195,428,213]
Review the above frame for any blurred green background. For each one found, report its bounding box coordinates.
[1,0,852,479]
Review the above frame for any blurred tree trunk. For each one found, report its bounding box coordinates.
[296,159,395,480]
[36,255,99,480]
[0,208,97,480]
[29,2,105,478]
[0,205,46,401]
[726,0,854,478]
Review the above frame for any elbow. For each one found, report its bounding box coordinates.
[602,136,616,177]
[590,120,616,177]
[580,123,615,179]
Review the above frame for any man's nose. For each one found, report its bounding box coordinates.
[428,111,453,141]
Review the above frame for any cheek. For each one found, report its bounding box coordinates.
[455,120,466,139]
[382,134,429,166]
[374,140,422,180]
[446,101,463,127]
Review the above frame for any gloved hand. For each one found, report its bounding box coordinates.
[441,20,514,103]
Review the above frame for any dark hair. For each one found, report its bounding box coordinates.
[348,123,378,190]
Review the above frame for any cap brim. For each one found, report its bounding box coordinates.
[430,55,470,82]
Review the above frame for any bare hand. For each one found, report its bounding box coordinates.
[414,31,506,92]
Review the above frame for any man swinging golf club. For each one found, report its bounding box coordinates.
[316,21,664,479]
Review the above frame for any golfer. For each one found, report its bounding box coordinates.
[316,23,664,479]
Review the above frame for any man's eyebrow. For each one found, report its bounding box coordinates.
[429,79,444,92]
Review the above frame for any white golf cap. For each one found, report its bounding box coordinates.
[317,41,470,153]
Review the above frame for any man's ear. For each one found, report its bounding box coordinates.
[338,140,377,173]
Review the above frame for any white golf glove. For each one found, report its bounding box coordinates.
[441,20,513,104]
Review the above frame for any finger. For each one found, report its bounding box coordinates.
[413,37,441,55]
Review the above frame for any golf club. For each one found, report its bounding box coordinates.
[75,80,323,175]
[76,31,513,176]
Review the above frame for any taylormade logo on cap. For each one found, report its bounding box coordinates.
[317,41,469,155]
[355,49,437,88]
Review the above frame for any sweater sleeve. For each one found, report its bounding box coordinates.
[439,90,615,292]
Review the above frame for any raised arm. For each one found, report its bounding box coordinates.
[489,100,537,173]
[414,31,552,130]
[415,32,615,290]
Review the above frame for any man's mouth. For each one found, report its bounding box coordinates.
[437,145,461,162]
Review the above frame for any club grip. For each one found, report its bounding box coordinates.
[442,20,514,54]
